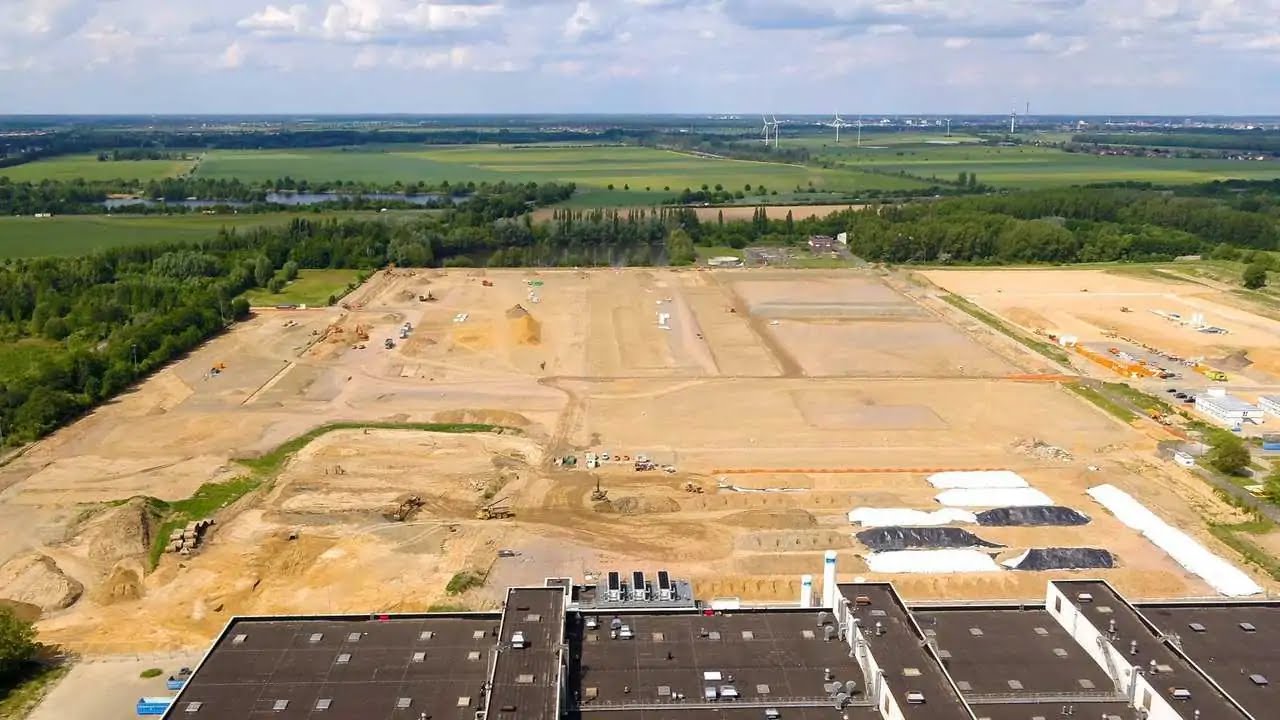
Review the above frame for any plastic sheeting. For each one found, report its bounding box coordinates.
[1002,548,1115,570]
[976,506,1091,527]
[866,549,1001,574]
[1087,484,1261,597]
[856,527,1002,552]
[848,508,977,527]
[935,488,1054,508]
[928,470,1029,489]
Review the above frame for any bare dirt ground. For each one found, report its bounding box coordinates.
[0,267,1270,657]
[922,267,1280,384]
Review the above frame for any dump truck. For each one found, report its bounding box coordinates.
[384,338,395,350]
[476,497,514,520]
[683,481,704,494]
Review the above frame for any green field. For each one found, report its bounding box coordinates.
[822,143,1280,188]
[0,153,196,182]
[0,212,406,259]
[242,269,364,307]
[195,145,930,202]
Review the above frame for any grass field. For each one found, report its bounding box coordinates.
[195,145,931,202]
[0,212,406,259]
[0,153,196,182]
[242,269,364,307]
[822,143,1280,188]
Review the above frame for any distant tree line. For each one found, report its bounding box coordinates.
[1072,132,1280,154]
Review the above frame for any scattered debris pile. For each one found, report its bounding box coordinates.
[167,519,213,556]
[975,506,1090,527]
[1011,438,1073,462]
[856,527,1003,552]
[1002,548,1115,571]
[0,553,83,612]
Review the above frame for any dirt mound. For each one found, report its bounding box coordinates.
[75,497,155,566]
[976,506,1090,526]
[0,599,41,623]
[431,409,531,427]
[506,305,541,346]
[722,508,816,529]
[1215,350,1253,371]
[1003,548,1115,571]
[600,496,680,515]
[91,561,144,605]
[1011,437,1072,462]
[0,553,83,612]
[856,527,1003,552]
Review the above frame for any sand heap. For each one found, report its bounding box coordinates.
[74,497,155,565]
[505,304,542,345]
[0,553,83,612]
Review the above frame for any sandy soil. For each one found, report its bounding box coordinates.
[922,268,1280,383]
[0,267,1270,656]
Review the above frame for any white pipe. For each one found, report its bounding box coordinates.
[822,550,838,609]
[800,575,814,608]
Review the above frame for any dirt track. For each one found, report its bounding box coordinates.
[0,267,1269,654]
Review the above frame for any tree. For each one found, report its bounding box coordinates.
[231,298,250,320]
[1263,462,1280,505]
[0,607,36,679]
[1243,261,1267,289]
[1206,430,1250,475]
[267,277,285,293]
[957,171,969,187]
[253,255,273,287]
[281,261,299,282]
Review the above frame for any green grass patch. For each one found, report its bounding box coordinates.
[445,570,486,596]
[242,269,365,307]
[0,153,195,182]
[139,668,163,679]
[1064,382,1138,423]
[940,293,1071,364]
[1209,522,1280,581]
[147,477,264,569]
[426,602,471,612]
[1101,382,1178,416]
[0,212,400,259]
[0,663,69,720]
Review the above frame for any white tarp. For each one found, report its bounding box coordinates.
[866,549,1001,574]
[848,508,977,527]
[1087,484,1262,597]
[936,488,1053,508]
[928,470,1029,490]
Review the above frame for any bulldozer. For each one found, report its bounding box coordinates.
[682,481,704,494]
[476,497,514,520]
[355,324,370,341]
[386,495,424,522]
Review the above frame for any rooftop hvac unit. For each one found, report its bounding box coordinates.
[511,631,527,649]
[905,691,926,704]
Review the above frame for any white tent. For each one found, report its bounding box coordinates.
[927,470,1029,490]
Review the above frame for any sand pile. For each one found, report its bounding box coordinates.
[92,561,145,605]
[723,508,816,529]
[505,305,542,345]
[74,497,155,566]
[432,409,531,428]
[599,496,680,515]
[0,553,84,612]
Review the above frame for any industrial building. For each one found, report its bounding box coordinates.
[160,565,1277,720]
[1195,389,1265,427]
[1258,395,1280,418]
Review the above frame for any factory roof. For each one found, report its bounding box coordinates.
[1196,394,1261,413]
[1054,580,1251,719]
[163,613,500,720]
[1140,600,1280,720]
[487,586,567,720]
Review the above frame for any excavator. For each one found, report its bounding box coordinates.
[476,496,514,520]
[386,495,424,522]
[590,477,608,502]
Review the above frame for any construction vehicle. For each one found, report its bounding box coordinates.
[635,459,657,472]
[682,481,704,494]
[590,478,608,502]
[355,325,369,341]
[384,338,395,350]
[482,280,494,287]
[419,291,437,302]
[386,495,424,522]
[476,497,514,520]
[1120,306,1132,313]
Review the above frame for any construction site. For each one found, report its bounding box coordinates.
[0,266,1275,667]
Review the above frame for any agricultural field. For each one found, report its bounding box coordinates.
[0,266,1266,658]
[241,269,365,307]
[0,211,403,259]
[825,142,1280,188]
[195,144,931,202]
[0,153,197,182]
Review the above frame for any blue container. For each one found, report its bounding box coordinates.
[136,697,173,716]
[165,677,186,691]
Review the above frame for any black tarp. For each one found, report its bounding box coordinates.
[1006,548,1115,571]
[856,527,1003,552]
[976,506,1090,527]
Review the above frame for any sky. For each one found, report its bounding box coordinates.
[2,0,1280,115]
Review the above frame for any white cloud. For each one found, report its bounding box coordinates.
[943,37,972,48]
[217,41,246,69]
[239,4,310,35]
[564,1,606,42]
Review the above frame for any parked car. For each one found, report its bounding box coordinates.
[1165,388,1178,394]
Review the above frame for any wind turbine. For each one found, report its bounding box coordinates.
[761,114,775,146]
[856,115,863,147]
[1009,108,1017,134]
[825,112,854,143]
[770,114,780,148]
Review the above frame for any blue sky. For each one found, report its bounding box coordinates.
[1,0,1278,115]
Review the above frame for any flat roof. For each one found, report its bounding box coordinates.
[570,608,869,714]
[839,583,973,720]
[163,614,500,720]
[488,586,567,720]
[1141,601,1280,720]
[916,608,1117,700]
[969,702,1134,720]
[1055,580,1250,720]
[1197,395,1261,413]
